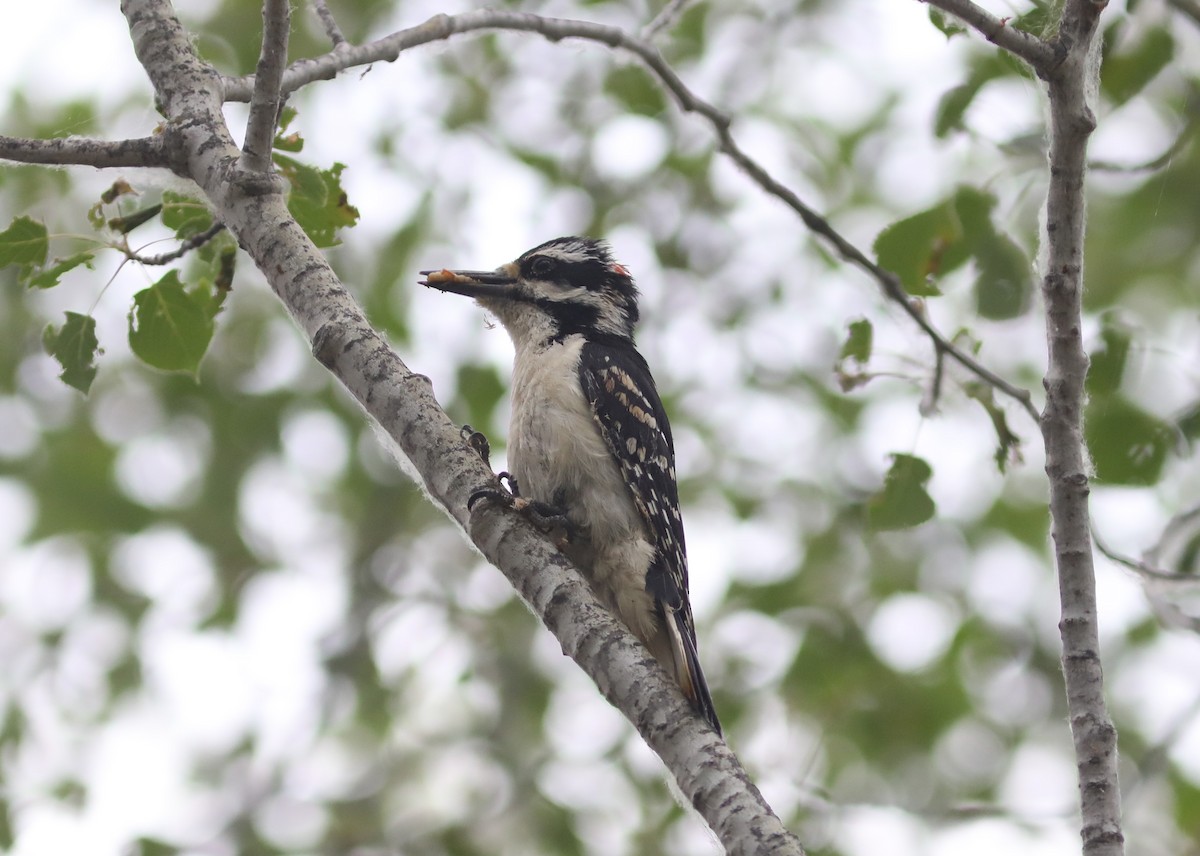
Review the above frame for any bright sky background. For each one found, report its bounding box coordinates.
[3,1,1200,855]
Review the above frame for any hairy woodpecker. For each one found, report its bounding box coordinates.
[420,237,720,734]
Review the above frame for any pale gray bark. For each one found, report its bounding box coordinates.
[924,1,1124,853]
[1,0,1127,851]
[219,9,1038,421]
[1039,3,1125,854]
[239,0,290,174]
[0,134,173,170]
[112,0,809,852]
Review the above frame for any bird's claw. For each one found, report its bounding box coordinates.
[467,485,515,512]
[467,480,575,547]
[520,500,575,543]
[461,424,491,468]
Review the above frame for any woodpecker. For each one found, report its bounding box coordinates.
[420,237,721,734]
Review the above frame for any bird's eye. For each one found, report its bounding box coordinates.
[530,257,556,278]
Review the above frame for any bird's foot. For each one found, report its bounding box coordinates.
[461,424,492,468]
[468,478,575,548]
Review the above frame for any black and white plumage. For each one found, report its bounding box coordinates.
[420,237,720,734]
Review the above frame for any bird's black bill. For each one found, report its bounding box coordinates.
[418,268,517,299]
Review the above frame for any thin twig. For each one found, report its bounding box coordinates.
[221,11,1040,424]
[1166,0,1200,27]
[1149,504,1200,565]
[1095,501,1200,587]
[126,221,227,265]
[241,0,292,173]
[1093,526,1200,583]
[921,341,945,416]
[0,134,173,170]
[312,0,347,47]
[642,0,693,40]
[1124,691,1200,795]
[920,0,1058,70]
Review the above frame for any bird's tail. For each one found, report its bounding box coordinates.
[664,609,722,736]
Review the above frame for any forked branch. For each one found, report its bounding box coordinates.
[221,10,1039,423]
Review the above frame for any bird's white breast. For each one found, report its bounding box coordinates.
[507,336,646,551]
[506,338,661,648]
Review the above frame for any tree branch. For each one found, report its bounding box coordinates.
[127,221,227,265]
[241,0,291,173]
[919,0,1058,69]
[1038,2,1124,854]
[0,133,175,170]
[1166,0,1200,27]
[221,10,1039,424]
[119,0,804,850]
[311,326,806,856]
[642,0,694,40]
[311,0,347,48]
[1094,503,1200,584]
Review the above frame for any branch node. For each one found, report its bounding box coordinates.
[229,167,286,197]
[311,322,341,368]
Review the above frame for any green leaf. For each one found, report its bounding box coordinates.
[274,107,304,152]
[133,838,179,856]
[874,201,968,296]
[1174,773,1200,838]
[87,202,107,230]
[128,270,214,374]
[43,312,100,393]
[442,75,491,130]
[274,106,304,152]
[953,185,996,234]
[273,155,360,248]
[965,382,1023,472]
[0,216,48,267]
[932,54,1019,138]
[0,797,10,850]
[1085,396,1172,486]
[980,497,1049,551]
[867,454,936,530]
[934,83,977,138]
[1086,319,1132,396]
[273,132,304,153]
[100,179,137,204]
[277,106,298,134]
[835,318,875,392]
[1102,27,1174,107]
[161,192,213,238]
[509,146,564,185]
[214,245,236,296]
[1176,400,1200,445]
[27,252,95,290]
[1171,532,1200,577]
[952,187,1033,319]
[928,8,967,38]
[107,204,163,234]
[604,65,667,116]
[972,231,1033,319]
[456,363,507,437]
[840,318,873,363]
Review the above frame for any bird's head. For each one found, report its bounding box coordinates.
[420,236,640,347]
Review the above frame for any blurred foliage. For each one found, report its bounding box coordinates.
[2,1,1200,855]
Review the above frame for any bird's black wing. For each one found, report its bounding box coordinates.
[578,339,720,733]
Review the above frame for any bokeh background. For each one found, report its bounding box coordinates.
[2,1,1199,854]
